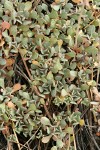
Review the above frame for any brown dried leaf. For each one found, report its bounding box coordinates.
[7,101,15,109]
[1,21,10,30]
[92,87,100,102]
[0,40,5,47]
[96,132,100,136]
[58,39,63,48]
[55,0,60,4]
[72,0,82,4]
[6,58,15,67]
[2,126,9,135]
[42,135,52,143]
[0,31,2,40]
[92,87,98,95]
[95,94,100,102]
[12,83,21,93]
[32,60,40,66]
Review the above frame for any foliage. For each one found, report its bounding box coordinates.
[0,0,100,149]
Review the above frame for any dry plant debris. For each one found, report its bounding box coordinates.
[0,0,100,149]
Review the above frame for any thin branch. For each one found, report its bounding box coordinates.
[12,123,21,150]
[43,104,52,120]
[20,53,33,81]
[20,126,41,150]
[73,126,77,150]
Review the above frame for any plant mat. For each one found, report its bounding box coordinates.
[0,0,100,149]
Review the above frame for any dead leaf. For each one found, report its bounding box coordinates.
[0,40,5,47]
[58,39,63,48]
[92,87,98,95]
[21,99,27,105]
[92,87,100,102]
[0,30,2,40]
[97,105,100,112]
[7,101,15,109]
[95,95,100,102]
[1,21,10,31]
[65,54,72,60]
[98,119,100,125]
[52,135,58,141]
[83,0,90,8]
[6,58,15,67]
[72,46,82,53]
[2,126,9,135]
[96,132,100,136]
[12,83,21,93]
[72,0,82,4]
[6,66,13,71]
[42,135,52,143]
[32,60,40,66]
[55,0,60,3]
[90,101,99,106]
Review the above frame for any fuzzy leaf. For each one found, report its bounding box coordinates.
[56,139,64,148]
[4,0,14,11]
[41,117,51,126]
[42,135,52,143]
[51,146,57,150]
[0,78,4,88]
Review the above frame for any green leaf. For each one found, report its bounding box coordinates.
[3,114,9,122]
[45,15,50,23]
[50,19,56,28]
[52,59,62,73]
[50,37,57,45]
[61,89,67,97]
[67,27,75,36]
[87,25,95,35]
[23,92,30,100]
[19,91,30,100]
[10,25,17,36]
[70,71,77,78]
[32,51,38,59]
[4,0,14,11]
[0,78,4,88]
[28,104,36,111]
[81,84,89,90]
[61,11,67,19]
[19,49,27,56]
[0,103,5,113]
[56,139,64,148]
[51,88,57,97]
[41,3,48,11]
[51,146,57,150]
[27,30,34,38]
[0,58,6,65]
[41,117,51,126]
[66,127,73,134]
[54,29,60,37]
[70,62,76,70]
[0,95,3,101]
[24,2,32,11]
[82,98,89,106]
[67,35,74,47]
[49,10,58,19]
[51,4,60,11]
[2,30,12,42]
[47,71,54,81]
[31,10,38,19]
[85,46,98,56]
[0,7,3,17]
